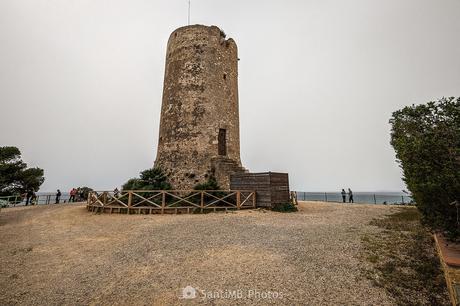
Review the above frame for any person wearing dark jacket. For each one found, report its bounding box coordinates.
[25,190,34,206]
[55,189,61,204]
[341,189,346,203]
[348,188,354,203]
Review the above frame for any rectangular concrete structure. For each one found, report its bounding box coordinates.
[230,172,290,208]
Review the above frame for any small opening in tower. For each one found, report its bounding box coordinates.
[223,73,227,80]
[174,33,177,37]
[218,129,227,156]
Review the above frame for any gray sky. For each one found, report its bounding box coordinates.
[1,0,459,192]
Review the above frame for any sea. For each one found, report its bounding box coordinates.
[296,191,414,205]
[2,191,414,206]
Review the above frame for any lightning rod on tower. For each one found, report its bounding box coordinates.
[188,0,191,25]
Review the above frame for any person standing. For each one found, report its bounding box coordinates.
[25,189,34,206]
[341,189,346,203]
[30,191,37,205]
[55,189,61,204]
[76,187,81,201]
[79,188,85,201]
[348,188,354,203]
[69,188,76,202]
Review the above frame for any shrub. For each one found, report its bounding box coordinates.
[389,97,460,239]
[0,199,9,208]
[272,202,298,212]
[120,168,172,206]
[122,167,171,191]
[77,186,93,200]
[193,177,220,190]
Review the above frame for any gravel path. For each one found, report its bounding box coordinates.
[0,202,399,305]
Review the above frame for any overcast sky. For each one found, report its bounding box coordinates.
[1,0,459,192]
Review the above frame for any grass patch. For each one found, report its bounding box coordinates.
[362,207,449,306]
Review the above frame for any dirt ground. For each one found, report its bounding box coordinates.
[0,202,399,305]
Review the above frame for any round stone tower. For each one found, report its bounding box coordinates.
[154,25,246,190]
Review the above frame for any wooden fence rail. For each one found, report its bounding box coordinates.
[87,190,256,214]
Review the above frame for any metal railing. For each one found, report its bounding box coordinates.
[294,191,414,205]
[0,193,83,208]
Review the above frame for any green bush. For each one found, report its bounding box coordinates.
[192,177,229,206]
[77,186,93,200]
[0,199,9,208]
[272,202,298,213]
[389,97,460,239]
[193,177,220,190]
[122,167,171,191]
[121,168,172,206]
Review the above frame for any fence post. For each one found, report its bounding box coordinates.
[200,192,204,212]
[127,191,132,214]
[237,191,241,209]
[325,193,328,202]
[161,191,165,214]
[303,192,306,201]
[374,194,376,204]
[402,196,404,204]
[200,191,204,213]
[253,191,256,208]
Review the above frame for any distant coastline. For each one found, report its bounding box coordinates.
[297,191,413,205]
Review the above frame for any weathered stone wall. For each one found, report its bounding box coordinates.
[154,25,245,189]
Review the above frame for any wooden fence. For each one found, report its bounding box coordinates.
[87,190,256,214]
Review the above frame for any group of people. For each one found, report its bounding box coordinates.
[23,188,80,205]
[54,187,84,204]
[341,188,354,203]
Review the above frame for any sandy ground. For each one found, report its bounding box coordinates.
[0,201,400,305]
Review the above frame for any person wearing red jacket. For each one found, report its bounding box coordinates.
[69,188,77,202]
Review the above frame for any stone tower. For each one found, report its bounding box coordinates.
[154,25,246,190]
